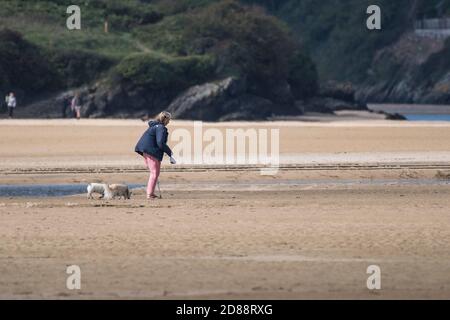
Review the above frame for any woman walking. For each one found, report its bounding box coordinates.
[135,111,176,200]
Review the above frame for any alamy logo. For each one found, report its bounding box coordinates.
[66,5,81,30]
[170,122,280,175]
[367,5,381,30]
[366,265,381,290]
[66,265,81,290]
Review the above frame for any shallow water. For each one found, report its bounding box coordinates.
[0,184,145,198]
[0,180,447,197]
[368,104,450,121]
[405,114,450,121]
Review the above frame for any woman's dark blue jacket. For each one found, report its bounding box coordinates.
[135,121,172,161]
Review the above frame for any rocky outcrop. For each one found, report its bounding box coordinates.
[167,77,369,121]
[15,82,174,119]
[13,90,79,118]
[295,81,368,114]
[80,81,179,118]
[167,77,278,121]
[296,97,365,114]
[16,77,394,120]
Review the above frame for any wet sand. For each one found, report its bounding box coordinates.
[0,120,450,299]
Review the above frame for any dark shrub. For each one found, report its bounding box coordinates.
[135,0,318,100]
[48,49,114,88]
[115,52,216,90]
[288,51,319,99]
[0,29,57,93]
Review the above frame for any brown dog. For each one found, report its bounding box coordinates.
[107,184,131,200]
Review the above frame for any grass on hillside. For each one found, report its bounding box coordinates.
[0,0,165,59]
[1,0,318,103]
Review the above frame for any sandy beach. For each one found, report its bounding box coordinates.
[1,119,450,299]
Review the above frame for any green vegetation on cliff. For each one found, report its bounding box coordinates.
[133,1,316,94]
[0,0,318,103]
[115,52,215,90]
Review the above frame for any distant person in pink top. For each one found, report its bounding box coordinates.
[71,94,82,120]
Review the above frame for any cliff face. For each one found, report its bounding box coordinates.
[247,0,416,82]
[356,33,450,104]
[249,0,450,105]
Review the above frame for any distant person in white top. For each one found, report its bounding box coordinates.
[5,92,17,119]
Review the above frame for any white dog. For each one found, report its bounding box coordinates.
[106,184,131,200]
[87,183,109,199]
